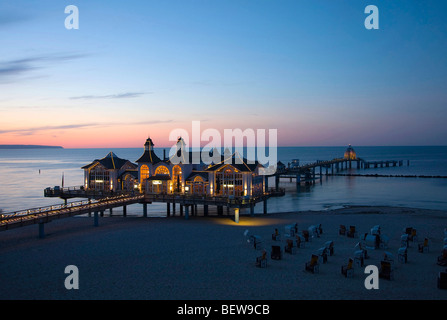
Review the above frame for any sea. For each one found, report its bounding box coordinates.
[0,146,446,217]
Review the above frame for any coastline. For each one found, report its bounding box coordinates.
[0,205,446,300]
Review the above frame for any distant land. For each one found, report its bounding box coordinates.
[0,145,64,149]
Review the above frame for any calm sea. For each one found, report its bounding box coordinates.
[0,146,446,216]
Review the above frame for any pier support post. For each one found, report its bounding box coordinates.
[166,203,170,217]
[296,174,300,190]
[109,208,113,216]
[250,204,254,216]
[234,208,240,223]
[204,205,209,216]
[38,222,45,239]
[143,203,148,218]
[123,205,127,217]
[180,204,183,216]
[217,205,223,216]
[172,202,176,216]
[275,175,279,192]
[94,211,99,227]
[184,205,189,220]
[263,199,267,215]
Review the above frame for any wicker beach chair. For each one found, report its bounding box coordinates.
[438,271,447,289]
[347,226,357,238]
[405,227,418,243]
[302,230,310,242]
[398,246,408,263]
[437,248,447,266]
[308,225,319,239]
[285,224,296,237]
[285,239,297,255]
[325,240,334,256]
[401,234,409,248]
[294,234,304,248]
[271,245,282,260]
[272,228,281,241]
[256,250,267,268]
[418,238,429,253]
[305,254,319,273]
[379,260,394,280]
[316,247,328,264]
[339,225,346,236]
[341,258,354,278]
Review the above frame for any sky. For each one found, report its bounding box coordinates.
[0,0,446,148]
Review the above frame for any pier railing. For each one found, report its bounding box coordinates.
[44,186,136,199]
[0,194,144,231]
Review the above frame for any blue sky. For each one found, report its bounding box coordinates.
[0,0,446,147]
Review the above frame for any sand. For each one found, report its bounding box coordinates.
[0,206,447,300]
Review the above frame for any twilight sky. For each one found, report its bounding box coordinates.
[0,0,446,148]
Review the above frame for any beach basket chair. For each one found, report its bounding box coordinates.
[272,228,281,241]
[383,252,395,269]
[341,258,354,278]
[405,227,418,243]
[247,234,264,250]
[371,225,381,236]
[379,260,394,280]
[256,250,267,268]
[302,230,310,242]
[296,234,305,248]
[347,226,357,238]
[354,250,365,267]
[317,223,323,236]
[354,242,369,259]
[285,224,296,237]
[418,238,429,253]
[437,247,447,266]
[363,234,379,250]
[339,225,347,236]
[325,240,334,256]
[285,239,297,255]
[398,246,408,263]
[316,247,328,263]
[308,225,319,239]
[401,234,409,248]
[437,271,447,290]
[305,254,320,274]
[271,245,282,260]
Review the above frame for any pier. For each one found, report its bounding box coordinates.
[1,187,285,237]
[268,157,405,190]
[0,143,409,237]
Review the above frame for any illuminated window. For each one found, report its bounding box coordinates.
[140,165,150,182]
[194,176,204,183]
[172,165,182,192]
[155,165,170,176]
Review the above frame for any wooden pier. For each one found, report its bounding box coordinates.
[1,153,406,238]
[1,187,285,237]
[269,157,406,189]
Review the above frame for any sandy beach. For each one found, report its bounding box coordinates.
[1,206,447,300]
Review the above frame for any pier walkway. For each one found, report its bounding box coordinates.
[1,188,285,236]
[0,194,144,235]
